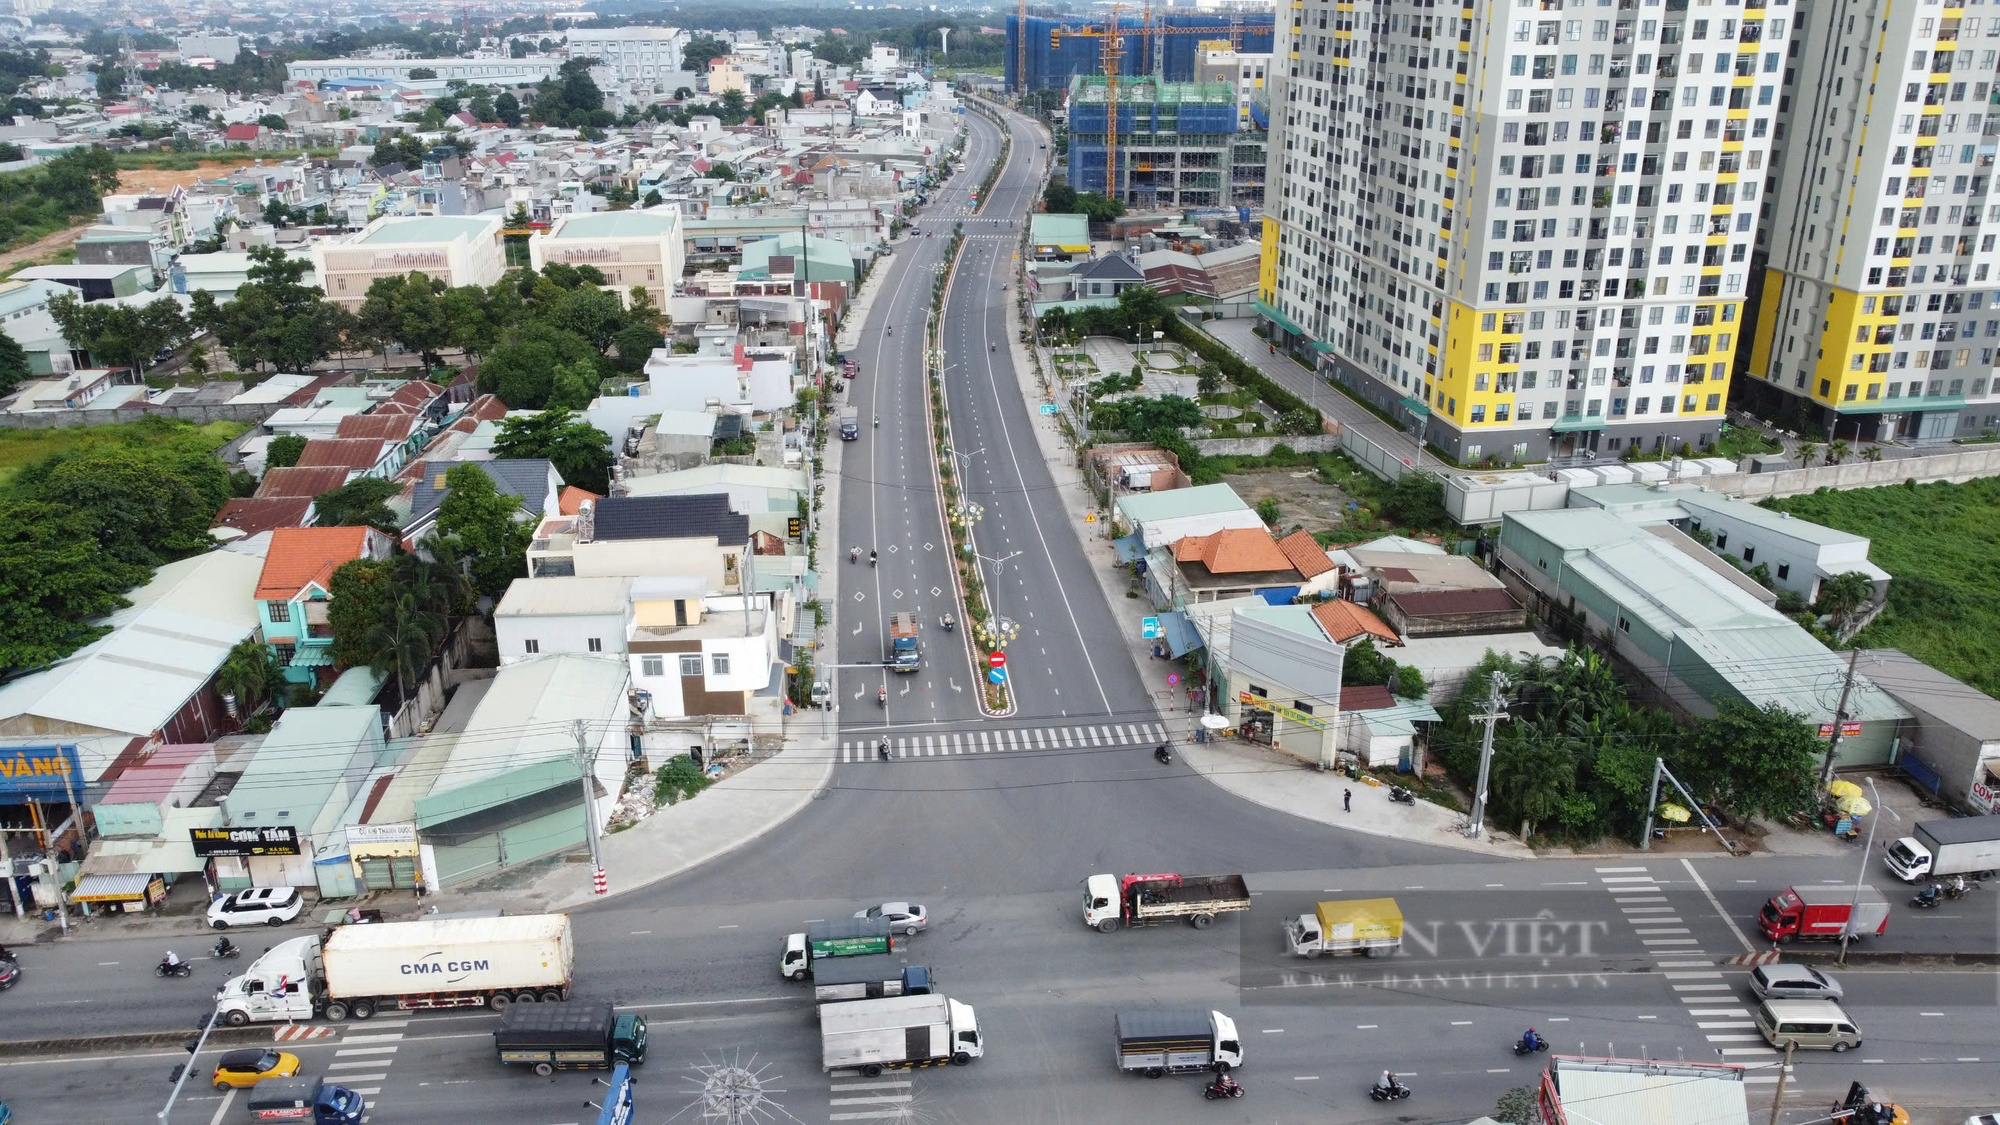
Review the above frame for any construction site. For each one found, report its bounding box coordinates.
[1063,75,1241,211]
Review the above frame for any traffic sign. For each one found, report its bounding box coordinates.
[1141,616,1161,639]
[988,651,1007,669]
[988,667,1008,685]
[1040,403,1058,415]
[1166,673,1180,686]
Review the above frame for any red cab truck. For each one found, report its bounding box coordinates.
[1758,885,1889,943]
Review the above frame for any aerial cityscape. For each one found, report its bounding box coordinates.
[0,0,1995,1122]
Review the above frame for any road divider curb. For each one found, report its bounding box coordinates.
[0,1023,281,1059]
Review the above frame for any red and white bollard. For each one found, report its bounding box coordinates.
[592,866,608,896]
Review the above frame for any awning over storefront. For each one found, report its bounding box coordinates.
[1552,414,1609,433]
[1256,586,1303,606]
[1253,297,1305,338]
[1399,396,1432,418]
[1156,610,1204,659]
[70,871,157,903]
[1111,533,1147,564]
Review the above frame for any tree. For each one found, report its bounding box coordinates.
[491,407,614,494]
[1687,701,1822,822]
[1813,571,1875,635]
[477,323,598,408]
[1074,191,1125,222]
[1254,496,1281,526]
[547,359,602,411]
[611,323,664,372]
[326,557,399,671]
[468,90,495,122]
[1114,284,1168,341]
[1042,181,1076,212]
[47,293,187,374]
[13,444,229,568]
[408,67,438,80]
[356,271,453,368]
[1382,471,1449,532]
[209,246,351,373]
[437,464,531,598]
[266,434,307,468]
[682,35,730,73]
[0,328,30,397]
[494,90,522,126]
[1342,639,1399,688]
[364,591,443,703]
[257,113,287,131]
[312,478,403,531]
[0,499,144,674]
[215,636,286,719]
[1491,725,1579,841]
[442,284,500,358]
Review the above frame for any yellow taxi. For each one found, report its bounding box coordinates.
[211,1048,301,1090]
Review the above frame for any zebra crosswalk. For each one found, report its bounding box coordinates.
[840,722,1171,762]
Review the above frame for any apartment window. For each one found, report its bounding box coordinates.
[712,652,732,676]
[679,655,703,677]
[524,639,540,654]
[1777,564,1791,581]
[587,637,604,653]
[641,655,664,677]
[266,601,291,623]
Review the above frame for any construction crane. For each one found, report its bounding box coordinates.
[1052,9,1246,202]
[1051,6,1126,201]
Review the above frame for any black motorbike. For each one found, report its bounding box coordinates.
[211,939,241,960]
[155,959,193,978]
[0,954,19,990]
[1154,744,1172,765]
[1369,1078,1412,1102]
[1202,1075,1245,1100]
[1389,786,1416,805]
[1514,1035,1550,1056]
[1911,886,1942,909]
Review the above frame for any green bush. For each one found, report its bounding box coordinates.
[654,756,712,805]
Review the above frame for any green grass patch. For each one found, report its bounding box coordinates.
[0,418,247,490]
[1766,478,2000,698]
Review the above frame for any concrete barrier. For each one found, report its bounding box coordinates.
[0,402,282,430]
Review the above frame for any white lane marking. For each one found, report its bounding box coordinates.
[206,1087,237,1125]
[1260,1028,1284,1034]
[1293,1075,1320,1081]
[830,1095,914,1106]
[1548,1017,1569,1022]
[1595,866,1650,873]
[1451,1021,1473,1026]
[1705,1034,1768,1042]
[1487,1067,1512,1073]
[1637,1015,1657,1020]
[1682,857,1757,953]
[1719,1047,1782,1056]
[339,1033,405,1043]
[330,1046,400,1056]
[1356,1024,1378,1029]
[1699,1022,1758,1029]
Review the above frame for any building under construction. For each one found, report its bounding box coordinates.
[1064,76,1240,211]
[1005,13,1274,93]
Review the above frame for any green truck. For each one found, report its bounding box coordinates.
[780,918,895,981]
[493,1002,646,1076]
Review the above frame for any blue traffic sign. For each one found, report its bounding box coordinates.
[1141,616,1162,639]
[1039,403,1058,415]
[988,667,1008,685]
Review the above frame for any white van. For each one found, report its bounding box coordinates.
[1754,998,1861,1052]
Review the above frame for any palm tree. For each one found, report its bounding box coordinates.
[216,637,284,721]
[1813,571,1875,635]
[1491,726,1578,842]
[363,593,444,704]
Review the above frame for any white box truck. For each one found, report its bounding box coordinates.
[1114,1009,1242,1077]
[1883,818,2000,882]
[214,914,575,1025]
[818,993,982,1075]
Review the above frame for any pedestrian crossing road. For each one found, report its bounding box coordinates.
[840,721,1172,762]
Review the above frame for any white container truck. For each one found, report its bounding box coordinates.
[818,993,982,1076]
[1113,1009,1242,1077]
[1883,818,2000,882]
[214,914,575,1025]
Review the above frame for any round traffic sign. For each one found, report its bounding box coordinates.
[988,651,1007,669]
[1166,673,1181,686]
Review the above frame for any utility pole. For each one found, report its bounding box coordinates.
[1818,647,1862,790]
[1463,673,1510,839]
[1764,1041,1794,1125]
[0,826,21,917]
[573,720,606,897]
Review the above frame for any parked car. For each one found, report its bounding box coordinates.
[853,902,927,936]
[1749,963,1844,1001]
[211,1048,301,1089]
[208,887,305,929]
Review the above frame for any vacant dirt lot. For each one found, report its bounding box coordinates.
[1223,467,1356,536]
[117,160,245,194]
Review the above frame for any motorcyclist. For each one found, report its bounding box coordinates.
[213,936,237,958]
[1947,873,1969,896]
[1375,1070,1400,1094]
[869,549,878,565]
[850,546,859,563]
[162,950,183,973]
[877,686,888,705]
[1916,882,1941,905]
[1207,1072,1241,1096]
[878,737,890,760]
[1521,1027,1543,1051]
[1154,743,1172,764]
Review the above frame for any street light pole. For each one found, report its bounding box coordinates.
[1837,777,1884,968]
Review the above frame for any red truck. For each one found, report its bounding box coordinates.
[1758,885,1889,943]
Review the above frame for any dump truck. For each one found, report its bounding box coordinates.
[780,918,895,981]
[1758,885,1890,943]
[493,1002,646,1075]
[214,914,576,1025]
[818,993,982,1075]
[1083,872,1252,933]
[839,407,860,440]
[887,612,920,671]
[1284,898,1404,959]
[1884,818,2000,882]
[811,955,933,1003]
[1113,1009,1242,1077]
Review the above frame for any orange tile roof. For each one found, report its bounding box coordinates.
[335,413,418,441]
[1172,527,1296,575]
[255,526,373,600]
[1276,529,1336,579]
[213,497,312,536]
[295,439,387,471]
[1310,599,1401,647]
[256,465,353,499]
[559,486,601,516]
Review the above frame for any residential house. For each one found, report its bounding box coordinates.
[529,494,750,592]
[1182,599,1344,766]
[255,465,356,501]
[1336,548,1526,638]
[1071,254,1148,300]
[627,584,786,753]
[1151,526,1304,607]
[256,527,395,686]
[619,463,805,523]
[1114,483,1266,553]
[493,576,637,664]
[415,655,631,886]
[212,497,315,539]
[70,743,222,907]
[532,209,687,311]
[401,458,563,545]
[13,263,156,302]
[1333,685,1441,770]
[216,705,384,892]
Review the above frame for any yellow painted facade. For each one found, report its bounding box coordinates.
[1748,269,1901,410]
[1258,216,1279,304]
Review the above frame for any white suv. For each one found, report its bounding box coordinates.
[207,887,304,929]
